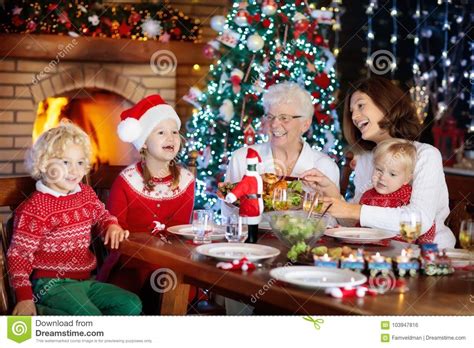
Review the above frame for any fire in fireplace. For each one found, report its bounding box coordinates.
[33,90,138,167]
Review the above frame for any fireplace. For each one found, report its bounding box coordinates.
[0,34,192,176]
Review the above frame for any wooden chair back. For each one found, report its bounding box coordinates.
[0,176,36,314]
[340,151,354,197]
[444,173,474,247]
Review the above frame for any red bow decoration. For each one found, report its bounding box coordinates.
[216,257,256,271]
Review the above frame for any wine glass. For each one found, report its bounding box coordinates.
[272,187,289,211]
[459,219,474,280]
[302,190,323,214]
[399,207,422,248]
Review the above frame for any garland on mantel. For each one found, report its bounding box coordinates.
[0,0,201,42]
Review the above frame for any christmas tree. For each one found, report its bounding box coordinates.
[185,0,343,209]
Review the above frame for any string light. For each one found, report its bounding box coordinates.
[390,0,398,76]
[366,0,378,76]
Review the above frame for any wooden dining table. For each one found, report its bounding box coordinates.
[118,231,474,315]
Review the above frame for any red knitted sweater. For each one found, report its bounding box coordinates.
[359,184,436,244]
[7,183,118,301]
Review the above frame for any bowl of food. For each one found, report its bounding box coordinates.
[266,210,329,261]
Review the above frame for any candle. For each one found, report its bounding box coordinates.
[371,252,385,263]
[320,253,331,262]
[398,249,409,263]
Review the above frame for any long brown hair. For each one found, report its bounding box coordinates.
[343,76,421,152]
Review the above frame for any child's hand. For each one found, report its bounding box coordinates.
[104,224,130,249]
[13,300,37,316]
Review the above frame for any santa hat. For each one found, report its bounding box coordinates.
[117,94,181,150]
[246,148,262,165]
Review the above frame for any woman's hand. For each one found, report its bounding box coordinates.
[322,197,362,220]
[300,169,340,198]
[12,300,37,316]
[104,224,130,249]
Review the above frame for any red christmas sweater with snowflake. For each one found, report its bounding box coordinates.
[359,184,436,244]
[105,163,195,233]
[7,183,118,302]
[97,163,195,283]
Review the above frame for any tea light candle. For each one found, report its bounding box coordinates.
[398,249,410,263]
[320,253,332,262]
[371,252,385,263]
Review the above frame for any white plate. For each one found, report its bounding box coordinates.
[195,243,280,261]
[445,248,472,268]
[167,224,248,241]
[270,266,367,289]
[325,227,397,243]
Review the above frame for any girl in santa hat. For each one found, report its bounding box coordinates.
[98,95,195,311]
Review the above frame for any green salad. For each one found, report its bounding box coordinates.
[270,213,326,262]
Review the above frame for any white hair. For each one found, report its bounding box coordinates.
[262,81,314,119]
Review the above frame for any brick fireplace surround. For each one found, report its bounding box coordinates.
[0,33,210,177]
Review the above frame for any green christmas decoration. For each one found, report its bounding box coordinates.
[0,0,200,42]
[185,0,343,209]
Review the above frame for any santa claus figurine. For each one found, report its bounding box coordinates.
[225,148,264,243]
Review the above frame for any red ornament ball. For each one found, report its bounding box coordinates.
[314,73,331,89]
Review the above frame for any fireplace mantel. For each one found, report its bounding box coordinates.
[0,34,211,65]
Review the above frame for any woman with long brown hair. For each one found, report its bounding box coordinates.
[301,76,455,248]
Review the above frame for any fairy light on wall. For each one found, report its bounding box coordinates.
[365,0,377,76]
[331,0,342,58]
[389,0,398,76]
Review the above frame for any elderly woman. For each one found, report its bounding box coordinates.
[301,76,455,248]
[225,81,339,186]
[221,81,339,315]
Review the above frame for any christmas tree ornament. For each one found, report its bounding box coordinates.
[88,14,99,26]
[219,99,235,123]
[159,32,171,43]
[26,20,37,32]
[203,40,221,59]
[118,20,132,37]
[129,11,141,25]
[210,15,226,32]
[293,12,309,38]
[197,145,212,169]
[246,33,264,52]
[262,0,277,16]
[141,19,162,38]
[314,72,331,89]
[230,68,245,94]
[235,10,249,27]
[310,10,333,24]
[217,29,241,48]
[183,87,204,109]
[243,123,256,145]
